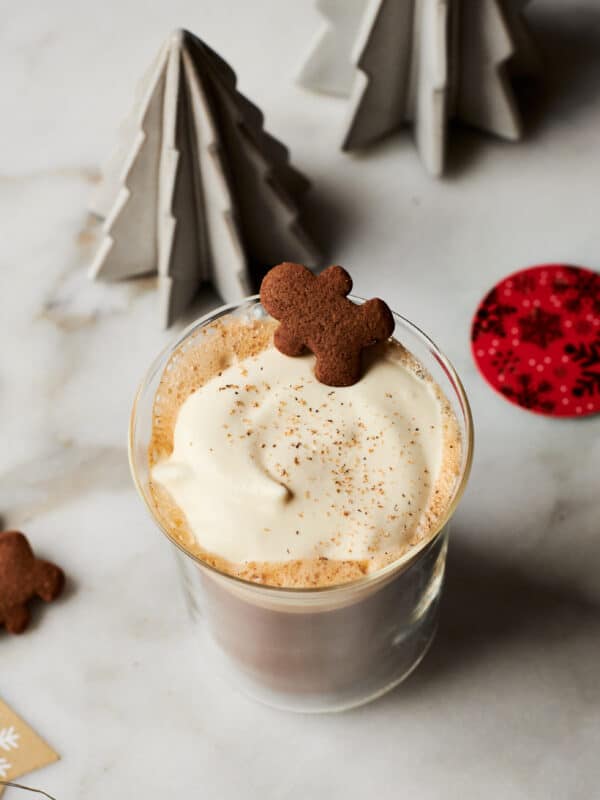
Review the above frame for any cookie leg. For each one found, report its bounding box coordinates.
[315,349,362,387]
[4,604,30,634]
[274,325,306,357]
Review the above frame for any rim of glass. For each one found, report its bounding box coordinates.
[129,295,474,595]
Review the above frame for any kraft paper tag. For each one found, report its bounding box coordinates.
[0,698,59,797]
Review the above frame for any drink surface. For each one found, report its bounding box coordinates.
[149,315,461,587]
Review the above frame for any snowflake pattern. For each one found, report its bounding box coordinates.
[512,272,537,294]
[518,308,563,349]
[501,374,555,413]
[0,726,20,752]
[0,699,58,788]
[551,266,587,293]
[573,371,600,398]
[472,265,600,417]
[565,336,600,398]
[471,288,517,341]
[552,271,573,295]
[0,756,11,779]
[565,339,600,369]
[564,295,583,313]
[490,348,520,377]
[553,267,600,315]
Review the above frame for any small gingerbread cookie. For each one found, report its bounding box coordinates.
[0,531,65,635]
[260,262,394,386]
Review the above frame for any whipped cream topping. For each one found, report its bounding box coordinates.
[152,343,453,567]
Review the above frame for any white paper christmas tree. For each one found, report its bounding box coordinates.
[90,29,319,326]
[297,0,538,175]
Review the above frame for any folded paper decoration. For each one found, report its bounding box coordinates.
[90,29,319,327]
[297,0,538,175]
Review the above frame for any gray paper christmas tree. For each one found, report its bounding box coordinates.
[90,29,319,327]
[298,0,538,175]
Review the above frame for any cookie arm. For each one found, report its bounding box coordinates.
[360,299,395,342]
[34,561,65,603]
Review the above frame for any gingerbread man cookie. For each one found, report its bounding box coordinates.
[0,531,65,634]
[260,262,394,386]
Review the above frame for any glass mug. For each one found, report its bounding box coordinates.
[129,297,473,712]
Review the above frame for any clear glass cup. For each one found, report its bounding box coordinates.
[129,297,473,712]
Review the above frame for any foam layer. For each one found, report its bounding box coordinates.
[148,314,461,587]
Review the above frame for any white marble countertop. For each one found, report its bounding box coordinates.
[1,0,599,797]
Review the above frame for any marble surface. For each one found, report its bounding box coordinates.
[1,1,599,797]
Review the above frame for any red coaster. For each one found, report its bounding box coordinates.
[471,264,600,417]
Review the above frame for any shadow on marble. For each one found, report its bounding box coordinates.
[170,284,224,331]
[444,4,600,177]
[517,3,600,136]
[292,176,361,270]
[444,126,488,179]
[396,534,599,695]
